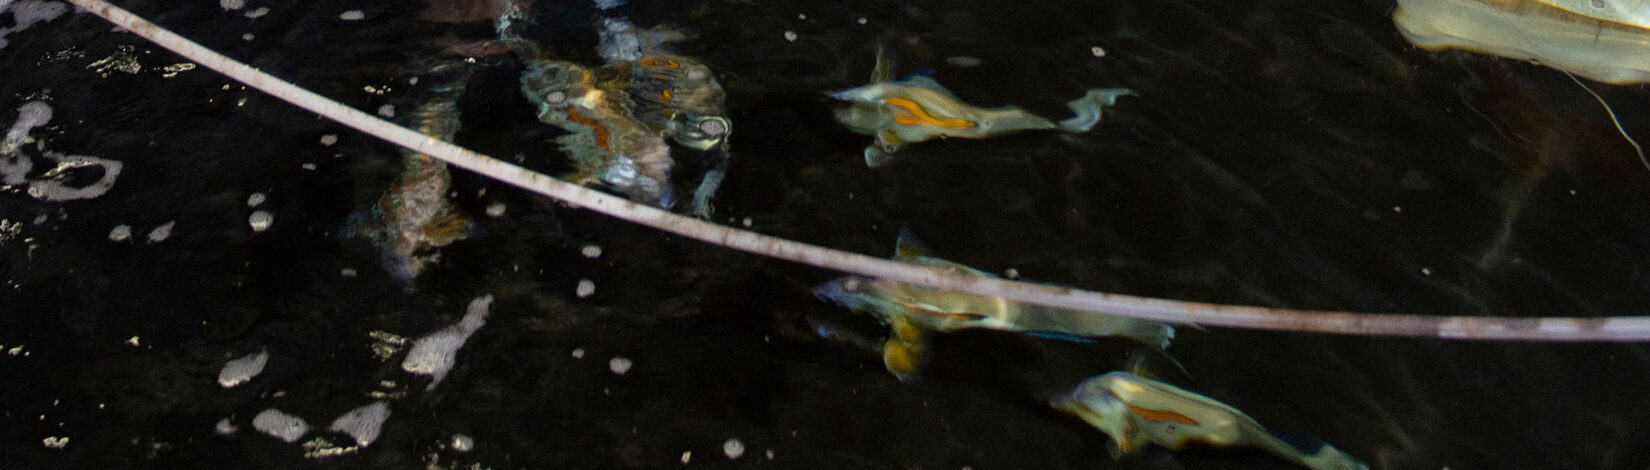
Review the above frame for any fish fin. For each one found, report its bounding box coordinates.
[896,75,955,94]
[689,168,725,219]
[882,316,927,382]
[871,40,896,83]
[1125,349,1192,382]
[894,227,933,259]
[863,145,897,168]
[1058,88,1135,132]
[1023,331,1097,343]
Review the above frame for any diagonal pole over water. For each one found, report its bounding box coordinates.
[63,0,1650,340]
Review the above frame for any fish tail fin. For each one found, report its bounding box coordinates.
[882,316,927,383]
[1294,443,1370,470]
[1124,348,1191,382]
[1058,88,1135,132]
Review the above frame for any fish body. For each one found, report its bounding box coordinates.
[521,59,676,206]
[500,4,731,215]
[813,231,1174,380]
[830,75,1133,167]
[1051,372,1369,470]
[356,64,476,288]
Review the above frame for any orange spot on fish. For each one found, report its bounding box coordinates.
[883,97,976,129]
[639,56,680,69]
[563,106,611,151]
[660,88,673,103]
[1125,404,1200,426]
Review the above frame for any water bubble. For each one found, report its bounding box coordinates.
[376,105,394,118]
[485,202,506,217]
[339,10,365,20]
[581,245,602,258]
[247,192,266,207]
[320,134,338,146]
[784,31,797,41]
[576,279,595,298]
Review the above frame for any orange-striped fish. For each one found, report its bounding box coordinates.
[830,75,1132,167]
[1051,372,1369,470]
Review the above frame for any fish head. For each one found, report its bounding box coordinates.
[666,114,730,150]
[1051,374,1134,444]
[813,275,879,309]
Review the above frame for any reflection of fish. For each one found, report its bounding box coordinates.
[1051,372,1369,470]
[498,3,732,216]
[829,47,1133,167]
[813,230,1173,380]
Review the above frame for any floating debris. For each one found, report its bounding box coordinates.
[146,221,174,243]
[108,224,131,241]
[784,31,798,41]
[608,356,632,375]
[319,134,338,146]
[484,202,505,217]
[215,418,238,435]
[680,451,691,464]
[244,6,268,18]
[247,192,267,207]
[402,295,493,389]
[217,349,270,388]
[1091,46,1106,57]
[571,348,585,359]
[218,0,243,10]
[581,244,602,258]
[376,104,394,118]
[576,279,595,298]
[249,210,274,232]
[328,401,391,447]
[339,10,365,20]
[766,449,775,460]
[722,438,744,459]
[253,409,310,443]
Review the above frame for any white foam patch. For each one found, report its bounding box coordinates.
[401,295,492,389]
[576,279,595,298]
[4,102,122,201]
[146,221,174,243]
[0,1,70,50]
[108,224,131,242]
[608,356,631,375]
[723,439,744,459]
[580,245,601,258]
[244,6,268,18]
[450,433,473,452]
[252,409,309,443]
[217,349,269,388]
[247,192,266,207]
[376,104,393,118]
[328,401,390,446]
[249,210,273,232]
[338,10,364,20]
[215,418,238,435]
[218,0,243,10]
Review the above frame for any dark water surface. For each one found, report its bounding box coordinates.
[4,0,1650,468]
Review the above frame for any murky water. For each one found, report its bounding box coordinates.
[3,0,1650,469]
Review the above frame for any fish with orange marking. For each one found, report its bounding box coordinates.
[1051,372,1369,470]
[497,3,731,214]
[830,61,1133,167]
[812,230,1174,381]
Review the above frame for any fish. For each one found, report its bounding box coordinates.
[813,230,1174,380]
[351,62,477,289]
[828,46,1133,167]
[1050,372,1369,470]
[498,3,732,216]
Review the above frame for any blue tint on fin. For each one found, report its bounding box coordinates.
[894,227,933,259]
[1025,331,1097,343]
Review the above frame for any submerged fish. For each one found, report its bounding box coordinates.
[829,49,1133,167]
[1051,372,1369,470]
[498,3,732,216]
[353,63,477,288]
[813,230,1174,380]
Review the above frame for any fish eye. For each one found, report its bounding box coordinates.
[696,117,728,137]
[546,90,567,104]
